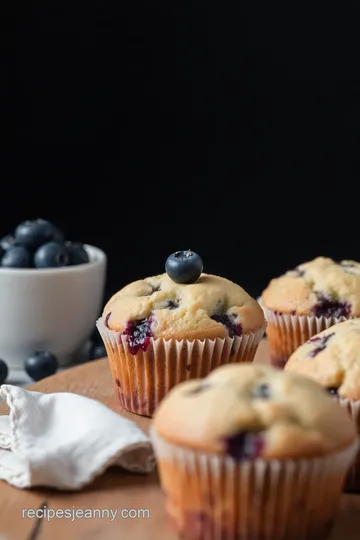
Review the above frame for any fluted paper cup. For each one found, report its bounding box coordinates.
[151,428,358,540]
[260,303,347,368]
[97,318,265,417]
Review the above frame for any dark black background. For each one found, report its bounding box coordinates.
[3,3,360,303]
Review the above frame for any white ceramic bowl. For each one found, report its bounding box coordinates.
[0,245,107,370]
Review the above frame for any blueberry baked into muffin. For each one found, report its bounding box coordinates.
[261,256,359,368]
[286,318,360,492]
[97,251,265,416]
[151,363,357,540]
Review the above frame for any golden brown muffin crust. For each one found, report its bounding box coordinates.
[152,363,356,459]
[261,257,360,316]
[103,273,265,340]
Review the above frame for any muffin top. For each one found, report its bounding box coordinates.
[103,273,264,346]
[152,363,356,459]
[261,256,360,317]
[285,319,360,401]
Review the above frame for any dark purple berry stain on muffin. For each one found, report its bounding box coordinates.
[326,387,339,396]
[165,300,179,310]
[187,383,210,395]
[142,285,161,296]
[271,356,287,369]
[224,431,264,460]
[115,378,121,388]
[294,267,305,277]
[340,261,358,271]
[340,262,360,277]
[308,332,335,357]
[186,364,191,372]
[104,312,111,328]
[253,383,271,399]
[312,294,351,318]
[123,317,153,354]
[210,314,242,338]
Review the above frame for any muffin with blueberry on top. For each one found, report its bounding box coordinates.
[97,250,265,416]
[151,362,358,540]
[286,318,360,492]
[260,256,359,368]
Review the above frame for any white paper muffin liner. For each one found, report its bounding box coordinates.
[151,428,359,540]
[260,302,347,368]
[96,318,265,417]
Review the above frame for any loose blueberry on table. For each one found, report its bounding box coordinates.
[165,250,203,284]
[0,359,9,384]
[0,219,90,269]
[24,351,58,381]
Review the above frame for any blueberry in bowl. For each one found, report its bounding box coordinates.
[0,234,17,252]
[0,219,107,371]
[34,242,70,268]
[14,219,64,252]
[65,242,89,266]
[1,219,91,270]
[1,246,31,269]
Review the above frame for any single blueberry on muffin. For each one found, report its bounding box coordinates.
[97,251,265,417]
[151,363,357,540]
[260,257,360,368]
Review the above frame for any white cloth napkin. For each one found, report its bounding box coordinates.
[0,384,155,490]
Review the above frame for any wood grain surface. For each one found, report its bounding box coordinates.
[0,340,359,540]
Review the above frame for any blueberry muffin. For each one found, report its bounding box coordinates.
[97,251,265,417]
[260,256,359,368]
[286,318,360,492]
[151,363,357,540]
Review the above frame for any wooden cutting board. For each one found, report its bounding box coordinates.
[0,340,359,540]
